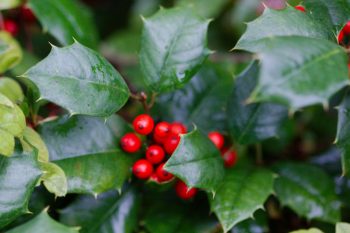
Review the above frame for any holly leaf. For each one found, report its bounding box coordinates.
[28,0,98,48]
[210,167,274,233]
[164,128,225,194]
[290,229,324,233]
[337,222,350,233]
[39,162,67,197]
[227,61,287,144]
[0,150,42,228]
[273,162,340,223]
[0,32,22,73]
[0,0,23,10]
[0,93,26,156]
[140,7,211,92]
[5,211,79,233]
[22,41,129,117]
[244,36,349,109]
[235,6,333,51]
[60,188,140,233]
[154,63,233,133]
[21,127,49,162]
[0,78,24,104]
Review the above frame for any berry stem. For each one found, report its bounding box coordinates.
[130,91,157,113]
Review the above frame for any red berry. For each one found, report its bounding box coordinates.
[208,131,225,150]
[175,180,197,200]
[21,5,36,22]
[221,149,238,168]
[343,21,350,34]
[295,5,305,12]
[156,163,174,182]
[338,30,345,44]
[3,19,19,36]
[164,134,180,154]
[120,133,141,153]
[154,122,170,138]
[170,122,187,135]
[133,114,154,135]
[146,145,165,164]
[132,159,153,179]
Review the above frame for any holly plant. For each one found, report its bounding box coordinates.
[1,0,350,233]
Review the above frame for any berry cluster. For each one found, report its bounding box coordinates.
[120,114,238,200]
[2,5,36,37]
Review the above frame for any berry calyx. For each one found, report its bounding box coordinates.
[221,148,238,168]
[175,180,197,200]
[133,114,154,135]
[294,5,305,12]
[156,163,174,182]
[146,145,165,164]
[164,134,181,154]
[154,122,170,139]
[132,159,153,179]
[120,133,142,153]
[3,19,19,36]
[170,122,187,135]
[208,131,224,150]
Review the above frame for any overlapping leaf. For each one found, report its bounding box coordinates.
[22,42,130,117]
[0,78,24,104]
[0,0,23,10]
[140,7,211,92]
[0,32,22,73]
[337,222,350,233]
[164,129,225,193]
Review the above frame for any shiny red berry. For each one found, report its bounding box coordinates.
[343,21,350,34]
[156,163,174,182]
[221,149,238,168]
[208,131,224,150]
[164,134,180,154]
[146,145,165,164]
[132,159,153,179]
[120,133,141,153]
[338,30,345,44]
[21,5,36,22]
[154,122,170,138]
[4,19,19,36]
[175,180,197,200]
[294,5,305,12]
[133,114,154,135]
[170,122,187,135]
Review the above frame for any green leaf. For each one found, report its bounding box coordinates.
[0,94,26,156]
[21,127,49,162]
[0,150,42,228]
[210,167,274,233]
[0,32,22,73]
[246,36,349,109]
[140,7,211,92]
[233,210,269,233]
[235,6,333,51]
[38,115,131,161]
[60,188,140,233]
[28,0,98,48]
[39,162,67,197]
[0,78,24,104]
[0,0,23,10]
[5,211,79,233]
[273,162,340,223]
[54,151,133,195]
[164,128,225,193]
[22,41,130,117]
[336,222,350,233]
[336,94,350,176]
[227,61,287,144]
[176,0,227,18]
[154,63,233,133]
[290,229,324,233]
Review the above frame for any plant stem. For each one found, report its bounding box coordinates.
[0,12,4,30]
[255,143,263,165]
[130,91,157,113]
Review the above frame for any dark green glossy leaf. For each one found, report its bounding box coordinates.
[0,0,23,10]
[227,61,287,144]
[54,151,133,195]
[273,162,340,223]
[23,42,130,117]
[235,6,333,51]
[6,211,79,233]
[0,78,24,104]
[140,7,211,92]
[246,36,349,109]
[28,0,98,48]
[232,210,268,233]
[60,188,140,233]
[0,32,22,73]
[38,115,131,161]
[210,167,274,232]
[0,150,41,228]
[337,222,350,233]
[154,63,233,133]
[164,129,225,193]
